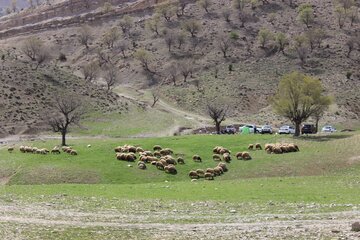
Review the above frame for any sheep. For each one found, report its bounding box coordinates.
[189,171,199,179]
[153,145,162,151]
[241,152,252,160]
[7,146,14,153]
[196,169,205,177]
[159,159,168,166]
[192,155,202,162]
[138,163,147,170]
[70,150,78,156]
[219,148,230,155]
[177,157,185,164]
[223,153,231,163]
[213,146,221,154]
[136,147,144,153]
[153,151,161,158]
[125,153,136,162]
[87,144,91,148]
[248,144,254,150]
[212,154,221,161]
[146,156,158,163]
[214,166,223,175]
[204,172,214,180]
[116,153,126,161]
[127,146,137,153]
[164,165,177,174]
[235,152,243,160]
[272,147,283,154]
[160,148,173,156]
[19,146,25,153]
[163,155,177,165]
[151,161,157,165]
[156,161,165,170]
[255,143,262,150]
[143,151,154,156]
[217,162,228,172]
[206,168,215,174]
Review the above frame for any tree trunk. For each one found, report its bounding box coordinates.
[215,122,221,134]
[315,118,319,133]
[61,130,66,146]
[294,122,301,137]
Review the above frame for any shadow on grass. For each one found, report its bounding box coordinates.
[297,134,352,142]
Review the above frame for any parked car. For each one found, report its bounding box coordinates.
[239,124,256,134]
[301,124,317,134]
[278,125,295,134]
[321,125,336,133]
[224,125,236,134]
[261,125,272,134]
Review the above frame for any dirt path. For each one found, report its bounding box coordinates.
[0,203,359,239]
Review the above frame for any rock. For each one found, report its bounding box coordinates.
[351,222,360,232]
[230,209,237,213]
[331,230,340,233]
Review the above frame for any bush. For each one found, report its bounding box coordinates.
[346,71,352,79]
[58,53,67,62]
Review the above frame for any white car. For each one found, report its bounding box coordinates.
[261,125,273,134]
[321,125,336,133]
[278,125,295,134]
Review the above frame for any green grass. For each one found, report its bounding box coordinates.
[1,132,359,186]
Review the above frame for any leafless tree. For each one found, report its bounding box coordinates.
[346,37,356,58]
[151,92,160,107]
[34,48,50,70]
[146,16,161,36]
[115,40,129,58]
[218,36,231,58]
[103,64,119,93]
[11,0,17,12]
[119,15,133,36]
[207,104,228,134]
[134,49,154,74]
[164,31,176,52]
[156,3,175,22]
[81,61,99,82]
[46,94,85,146]
[78,25,93,49]
[183,19,200,37]
[177,0,188,16]
[21,37,43,61]
[102,27,120,49]
[222,8,232,22]
[167,63,178,85]
[199,0,212,13]
[238,10,251,28]
[179,60,193,82]
[176,31,186,49]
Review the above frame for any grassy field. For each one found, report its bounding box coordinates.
[1,132,360,239]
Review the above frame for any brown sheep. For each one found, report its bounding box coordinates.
[153,145,162,151]
[218,162,228,172]
[127,146,137,153]
[138,163,147,170]
[177,157,185,164]
[154,151,162,158]
[213,154,221,161]
[204,172,214,180]
[164,165,177,174]
[241,152,252,160]
[248,144,254,150]
[196,169,205,177]
[114,146,122,153]
[189,171,199,179]
[70,150,78,156]
[219,147,230,155]
[8,146,14,153]
[143,151,153,156]
[214,166,223,175]
[19,146,25,153]
[51,148,61,154]
[235,152,243,160]
[255,143,262,150]
[213,146,221,154]
[272,147,283,154]
[151,161,157,165]
[156,161,165,170]
[223,153,231,163]
[192,155,202,162]
[125,153,136,162]
[206,168,215,174]
[136,147,144,153]
[147,156,158,163]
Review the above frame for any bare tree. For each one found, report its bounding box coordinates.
[176,31,186,49]
[164,31,176,52]
[146,15,161,36]
[218,36,231,57]
[46,94,85,146]
[335,6,347,29]
[151,92,160,107]
[167,63,178,85]
[179,60,193,82]
[21,37,43,61]
[294,35,309,66]
[177,0,188,16]
[207,104,228,134]
[305,28,326,51]
[348,6,358,26]
[119,15,133,36]
[156,3,176,22]
[346,37,356,58]
[238,10,251,28]
[103,64,119,93]
[81,61,99,82]
[222,8,232,22]
[199,0,212,13]
[102,27,120,49]
[115,40,129,58]
[78,25,93,49]
[134,49,154,74]
[233,0,248,12]
[34,48,50,70]
[183,19,200,37]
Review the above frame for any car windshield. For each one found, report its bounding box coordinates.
[280,126,289,129]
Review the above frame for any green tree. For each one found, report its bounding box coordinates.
[335,6,347,28]
[275,32,289,54]
[272,71,331,136]
[183,19,200,37]
[298,4,314,28]
[257,28,273,48]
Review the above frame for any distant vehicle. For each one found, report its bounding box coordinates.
[301,124,317,134]
[261,125,272,134]
[321,125,336,133]
[239,124,256,134]
[278,125,295,134]
[224,125,236,134]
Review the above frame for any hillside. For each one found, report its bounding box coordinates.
[0,0,359,136]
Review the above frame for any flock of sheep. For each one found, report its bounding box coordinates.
[7,145,78,155]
